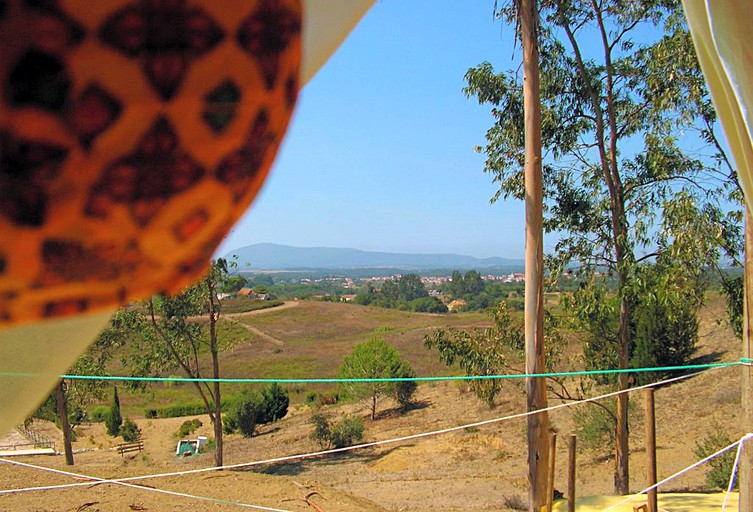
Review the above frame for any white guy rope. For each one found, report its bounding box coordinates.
[0,368,719,497]
[0,458,292,512]
[721,434,747,512]
[602,433,753,512]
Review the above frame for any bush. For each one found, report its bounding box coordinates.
[89,405,109,423]
[156,402,207,418]
[394,361,417,409]
[304,391,338,407]
[177,418,203,437]
[304,391,318,406]
[105,387,122,437]
[225,390,265,437]
[694,425,738,489]
[120,418,141,442]
[573,400,616,456]
[260,383,289,423]
[309,412,364,449]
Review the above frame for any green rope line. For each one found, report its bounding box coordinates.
[0,359,741,384]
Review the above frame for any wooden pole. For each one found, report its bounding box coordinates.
[644,388,657,512]
[520,0,549,510]
[547,433,557,512]
[54,380,74,466]
[568,434,576,512]
[741,207,753,511]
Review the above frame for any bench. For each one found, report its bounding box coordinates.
[116,440,144,456]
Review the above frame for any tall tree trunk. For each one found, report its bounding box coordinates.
[741,207,753,510]
[208,281,223,469]
[520,1,549,510]
[615,295,630,494]
[54,380,74,466]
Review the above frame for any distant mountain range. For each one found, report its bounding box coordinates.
[223,243,523,271]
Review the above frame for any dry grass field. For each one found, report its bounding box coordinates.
[0,296,746,511]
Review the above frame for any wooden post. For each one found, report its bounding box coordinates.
[741,207,753,511]
[568,435,576,512]
[520,0,549,510]
[644,388,657,512]
[54,380,74,466]
[547,433,557,512]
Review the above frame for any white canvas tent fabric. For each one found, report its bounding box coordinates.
[0,0,374,438]
[682,0,753,213]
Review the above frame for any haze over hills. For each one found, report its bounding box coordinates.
[224,243,523,272]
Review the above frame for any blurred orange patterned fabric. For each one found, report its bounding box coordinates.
[0,0,301,325]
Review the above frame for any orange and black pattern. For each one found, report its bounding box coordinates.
[0,0,301,325]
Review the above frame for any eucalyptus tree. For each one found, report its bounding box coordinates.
[117,259,230,467]
[465,0,740,493]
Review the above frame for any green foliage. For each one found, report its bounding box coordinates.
[408,296,448,313]
[220,275,248,293]
[155,401,210,418]
[89,405,109,423]
[394,362,417,409]
[223,385,289,437]
[569,264,702,385]
[694,425,738,490]
[338,338,416,419]
[425,302,561,407]
[106,387,122,437]
[357,274,433,311]
[304,391,338,407]
[720,275,743,339]
[120,417,141,442]
[177,419,203,438]
[225,389,265,437]
[573,400,616,456]
[309,412,364,449]
[446,270,485,299]
[259,383,289,423]
[630,267,700,384]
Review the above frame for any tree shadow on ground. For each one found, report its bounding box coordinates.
[243,444,410,477]
[374,399,432,420]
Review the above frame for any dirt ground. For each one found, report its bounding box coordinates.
[0,297,745,511]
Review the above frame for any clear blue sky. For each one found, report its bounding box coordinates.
[216,2,536,260]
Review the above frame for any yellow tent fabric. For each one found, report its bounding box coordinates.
[0,0,374,438]
[551,492,739,511]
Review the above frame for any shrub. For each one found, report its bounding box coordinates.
[394,361,417,409]
[105,387,122,437]
[120,418,141,442]
[89,405,109,423]
[305,391,339,407]
[304,391,318,406]
[156,401,207,418]
[573,400,616,456]
[330,415,364,449]
[260,383,289,423]
[226,390,265,437]
[309,412,364,449]
[177,418,203,437]
[694,425,738,490]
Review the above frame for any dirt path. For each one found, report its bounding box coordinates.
[223,300,298,347]
[227,319,285,347]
